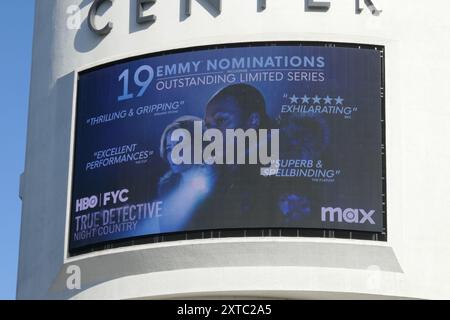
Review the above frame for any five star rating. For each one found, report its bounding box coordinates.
[289,94,344,105]
[281,94,358,119]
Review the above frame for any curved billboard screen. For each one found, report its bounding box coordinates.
[70,43,385,252]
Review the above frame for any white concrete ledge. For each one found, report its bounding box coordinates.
[46,238,402,299]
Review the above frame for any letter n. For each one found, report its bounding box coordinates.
[356,0,382,16]
[184,0,221,17]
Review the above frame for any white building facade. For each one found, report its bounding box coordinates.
[17,0,450,299]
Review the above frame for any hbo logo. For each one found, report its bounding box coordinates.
[75,196,99,213]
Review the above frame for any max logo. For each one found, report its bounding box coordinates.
[321,207,376,224]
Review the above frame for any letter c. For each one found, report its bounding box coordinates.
[119,189,129,203]
[88,0,113,36]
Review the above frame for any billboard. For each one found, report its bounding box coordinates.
[70,43,384,252]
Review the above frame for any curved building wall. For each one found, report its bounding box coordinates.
[17,0,450,299]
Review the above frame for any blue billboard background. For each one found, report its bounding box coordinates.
[70,44,384,251]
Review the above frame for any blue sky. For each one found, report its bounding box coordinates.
[0,1,34,299]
